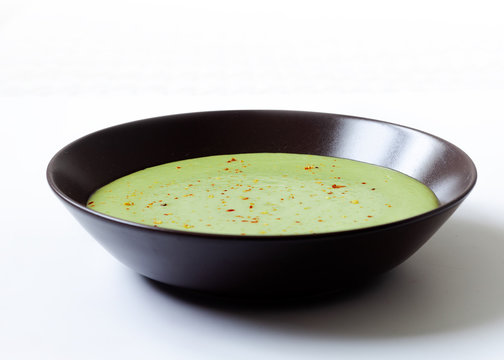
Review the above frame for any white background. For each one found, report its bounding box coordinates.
[1,0,503,359]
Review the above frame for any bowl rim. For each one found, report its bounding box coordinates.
[47,109,478,241]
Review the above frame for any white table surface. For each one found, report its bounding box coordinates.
[1,1,503,359]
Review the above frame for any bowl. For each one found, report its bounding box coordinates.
[47,110,476,298]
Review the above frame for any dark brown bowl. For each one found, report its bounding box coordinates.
[47,110,476,298]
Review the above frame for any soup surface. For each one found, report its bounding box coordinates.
[87,153,439,235]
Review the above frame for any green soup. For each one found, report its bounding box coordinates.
[87,153,439,235]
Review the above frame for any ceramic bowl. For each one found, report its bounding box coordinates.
[47,110,476,298]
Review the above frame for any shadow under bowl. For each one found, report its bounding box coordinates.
[47,110,476,298]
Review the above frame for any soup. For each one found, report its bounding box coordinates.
[87,153,439,235]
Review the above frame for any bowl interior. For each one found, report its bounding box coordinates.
[48,110,476,215]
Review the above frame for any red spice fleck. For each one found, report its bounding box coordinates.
[332,184,346,189]
[224,168,229,171]
[295,221,301,223]
[176,166,181,169]
[242,197,249,200]
[327,191,333,195]
[227,157,237,163]
[371,188,376,191]
[227,209,235,212]
[250,220,258,223]
[362,182,367,184]
[88,201,94,205]
[304,165,315,170]
[367,215,373,218]
[249,205,254,209]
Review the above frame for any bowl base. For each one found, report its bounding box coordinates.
[140,273,387,306]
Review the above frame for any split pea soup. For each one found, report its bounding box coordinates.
[87,153,439,235]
